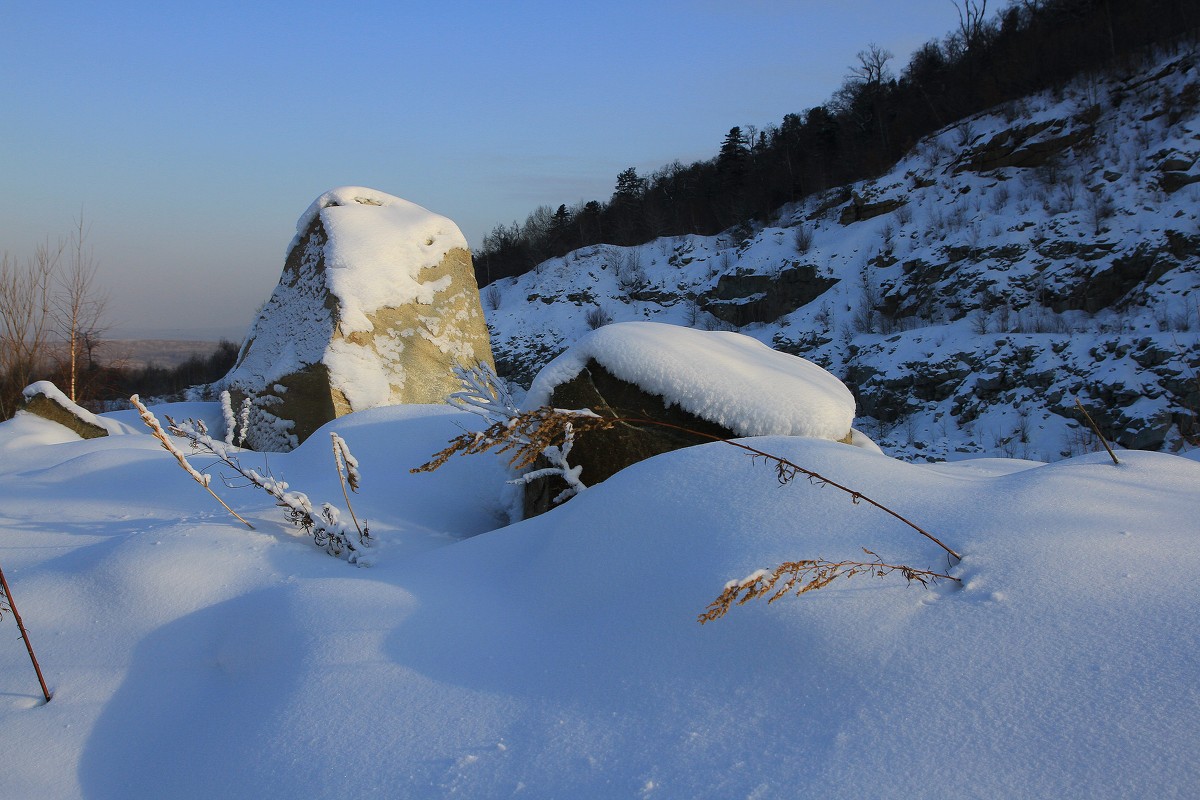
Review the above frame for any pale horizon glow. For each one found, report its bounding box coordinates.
[2,1,961,341]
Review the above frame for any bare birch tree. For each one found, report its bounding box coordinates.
[54,216,108,401]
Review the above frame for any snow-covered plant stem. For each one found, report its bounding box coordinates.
[220,390,237,447]
[420,402,962,564]
[132,395,370,564]
[446,363,589,504]
[331,433,366,540]
[166,419,372,564]
[219,391,252,448]
[131,394,255,530]
[417,404,964,617]
[237,397,251,447]
[0,561,52,703]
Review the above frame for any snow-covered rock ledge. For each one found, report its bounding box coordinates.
[523,322,856,441]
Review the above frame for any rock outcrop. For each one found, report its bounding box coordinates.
[223,187,495,451]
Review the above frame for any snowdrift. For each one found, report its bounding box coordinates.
[0,403,1198,799]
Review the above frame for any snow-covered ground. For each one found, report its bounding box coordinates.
[2,397,1198,799]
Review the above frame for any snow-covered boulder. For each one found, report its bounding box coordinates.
[19,381,111,439]
[520,322,855,516]
[223,187,495,451]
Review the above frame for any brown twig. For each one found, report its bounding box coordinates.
[1074,397,1120,465]
[699,548,960,624]
[416,408,961,563]
[0,561,52,703]
[612,416,962,562]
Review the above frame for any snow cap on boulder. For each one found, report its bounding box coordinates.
[224,187,495,451]
[518,322,856,518]
[524,321,856,440]
[19,381,115,439]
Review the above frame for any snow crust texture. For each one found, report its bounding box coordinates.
[524,321,856,439]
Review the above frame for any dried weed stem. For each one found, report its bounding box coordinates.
[416,407,961,563]
[1074,397,1120,465]
[131,394,255,529]
[699,549,960,624]
[0,561,52,703]
[331,432,366,540]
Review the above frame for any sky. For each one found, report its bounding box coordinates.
[2,0,964,341]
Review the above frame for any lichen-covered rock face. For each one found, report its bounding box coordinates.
[223,187,495,451]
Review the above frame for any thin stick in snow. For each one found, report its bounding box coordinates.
[0,561,52,703]
[1074,397,1120,465]
[331,433,366,539]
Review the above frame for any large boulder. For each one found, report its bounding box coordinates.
[222,187,495,451]
[19,381,110,439]
[519,322,856,517]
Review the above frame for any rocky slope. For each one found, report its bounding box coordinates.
[485,46,1200,461]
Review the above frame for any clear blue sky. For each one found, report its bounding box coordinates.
[2,0,962,340]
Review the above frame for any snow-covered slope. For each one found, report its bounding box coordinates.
[486,48,1200,461]
[1,401,1198,799]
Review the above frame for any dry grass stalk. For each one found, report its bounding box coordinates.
[1073,397,1120,465]
[699,548,960,624]
[165,417,372,563]
[414,406,615,474]
[417,406,961,563]
[131,394,255,529]
[132,395,370,563]
[0,561,53,703]
[331,432,366,540]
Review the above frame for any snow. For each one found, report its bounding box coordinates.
[485,48,1200,462]
[523,322,856,439]
[221,188,479,446]
[1,398,1198,799]
[3,45,1200,800]
[21,381,134,436]
[300,186,468,334]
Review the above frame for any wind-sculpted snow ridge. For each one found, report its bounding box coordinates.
[485,48,1200,462]
[523,321,855,440]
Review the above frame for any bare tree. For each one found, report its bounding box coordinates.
[953,0,990,52]
[849,42,894,87]
[54,216,108,401]
[846,43,895,153]
[0,241,61,418]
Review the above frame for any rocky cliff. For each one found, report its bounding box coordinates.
[485,48,1200,461]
